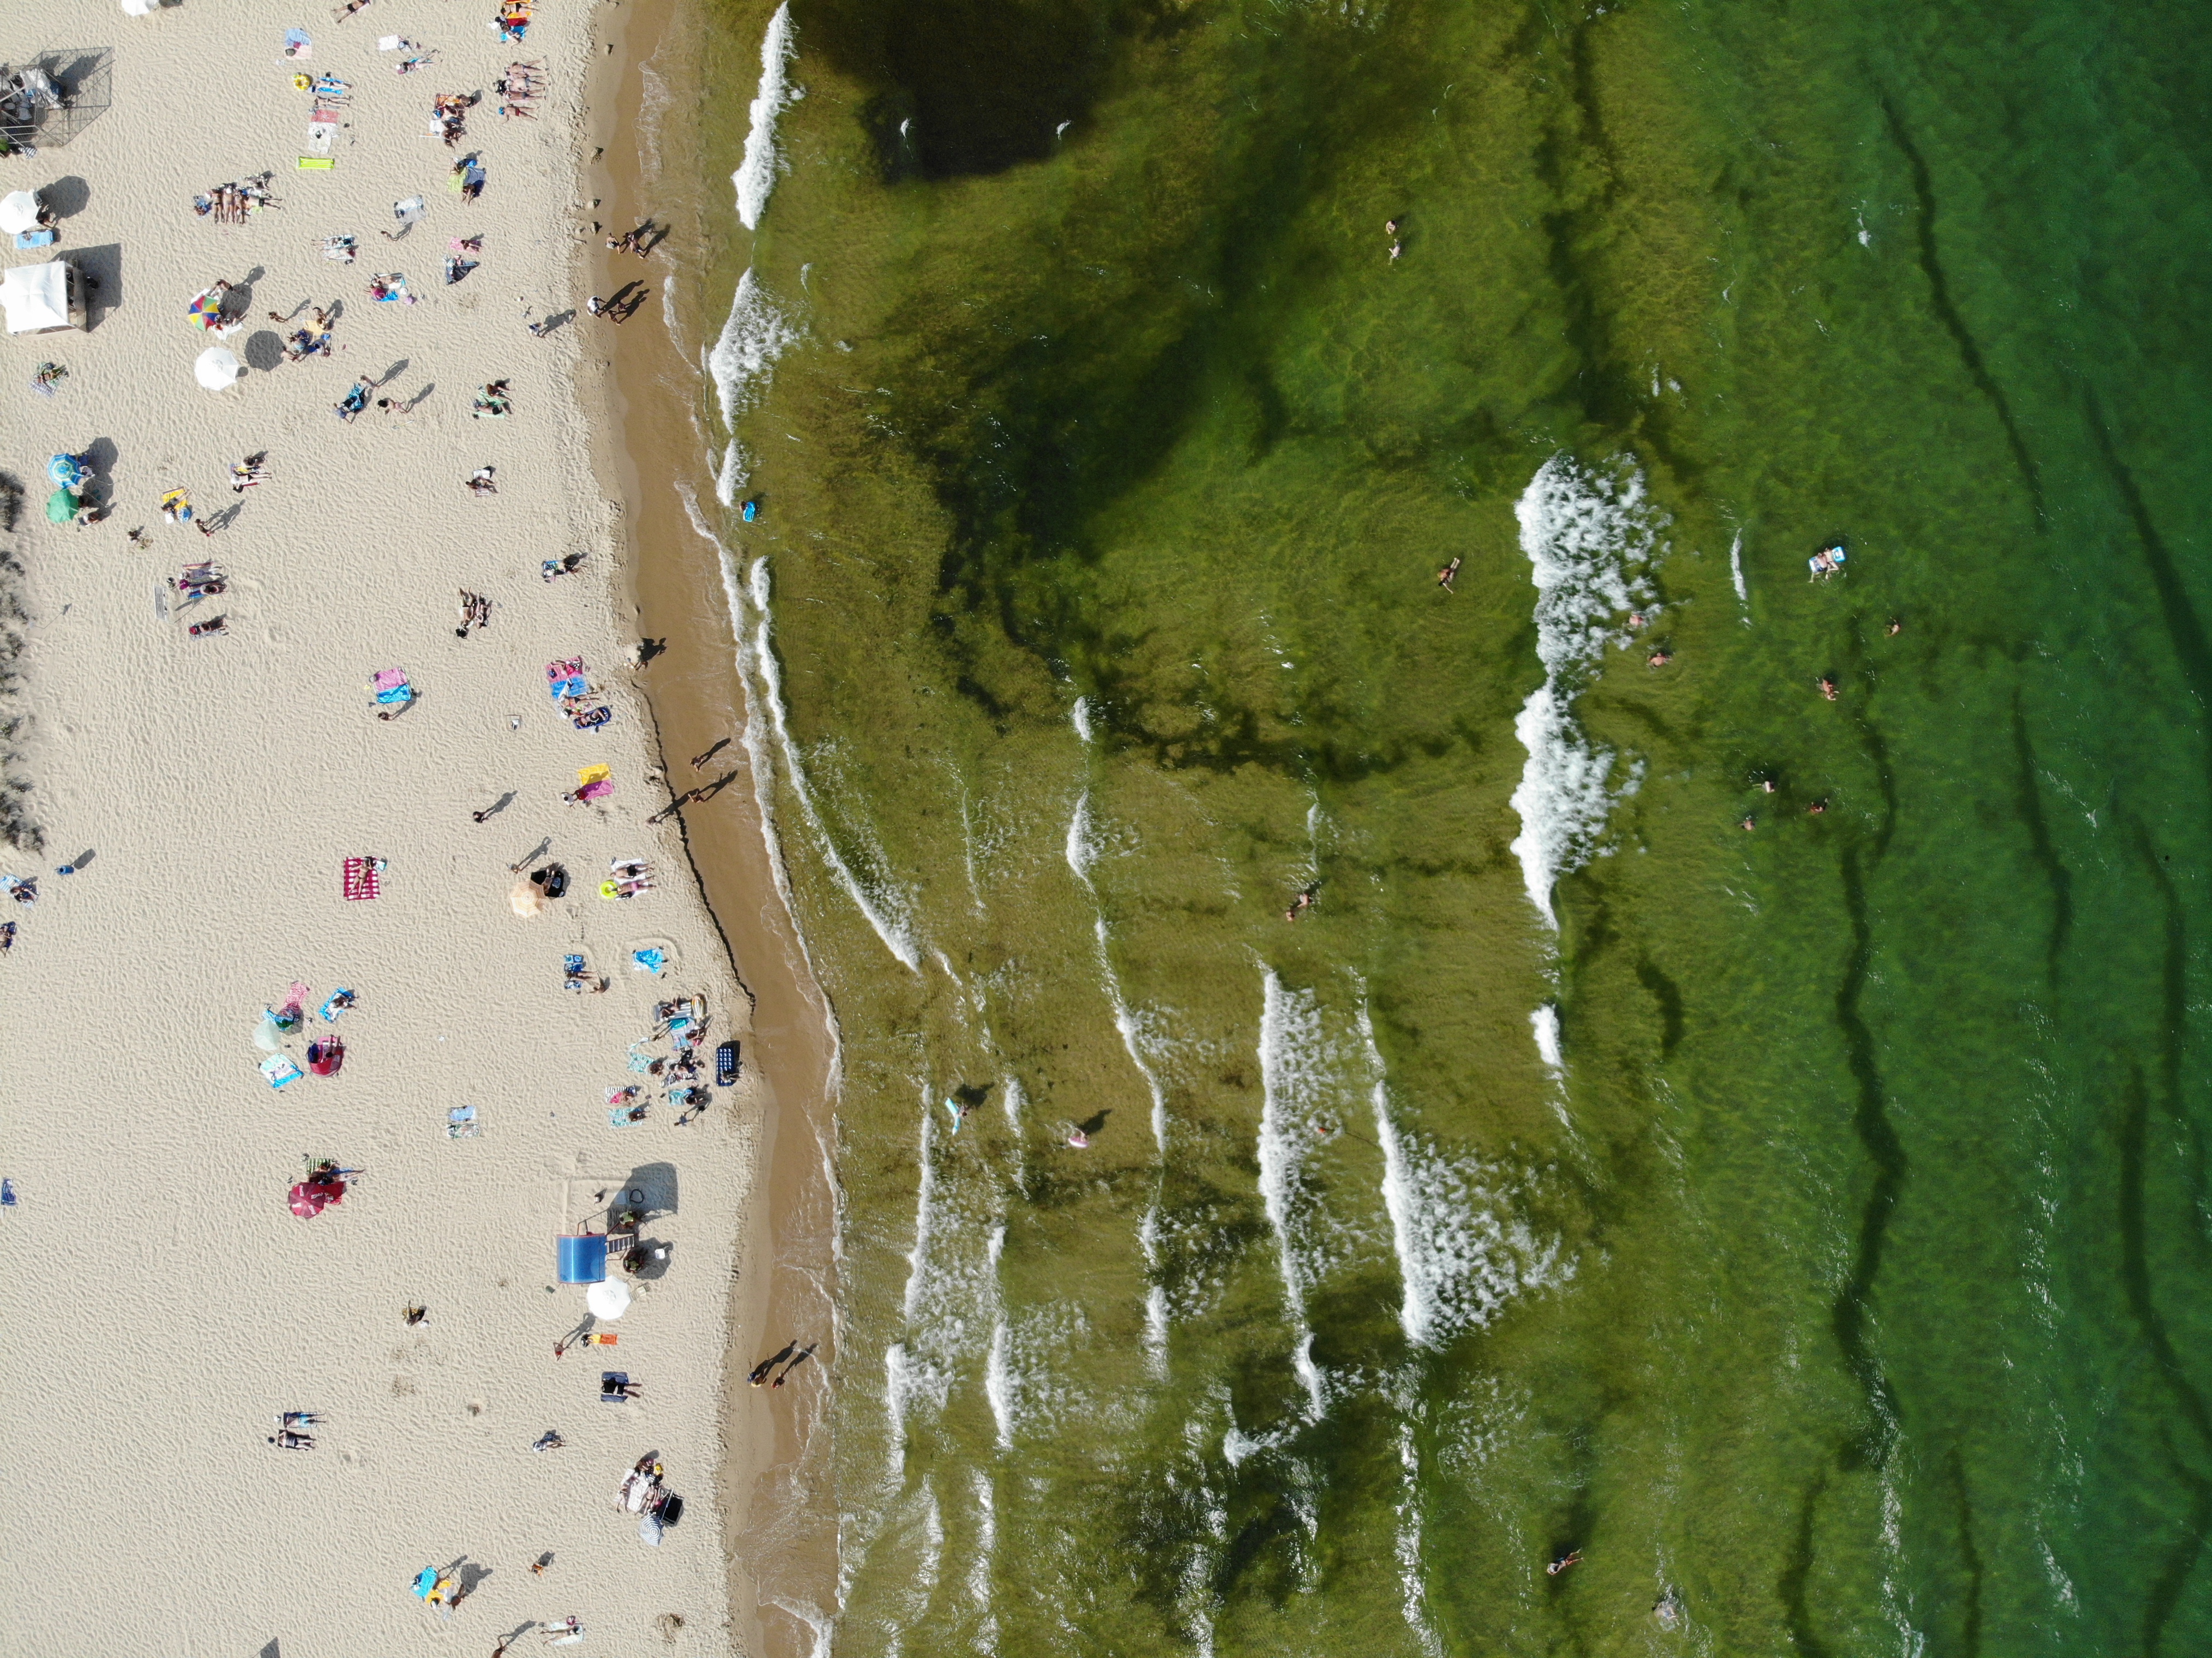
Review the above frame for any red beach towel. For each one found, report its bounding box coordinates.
[342,857,381,900]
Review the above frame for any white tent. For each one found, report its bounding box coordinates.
[0,191,40,236]
[1,262,74,334]
[194,345,242,390]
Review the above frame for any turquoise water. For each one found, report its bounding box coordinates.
[684,0,2212,1648]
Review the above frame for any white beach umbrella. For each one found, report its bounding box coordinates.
[0,192,40,235]
[194,345,242,391]
[585,1277,632,1319]
[120,0,154,15]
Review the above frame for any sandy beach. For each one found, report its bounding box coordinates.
[0,3,792,1651]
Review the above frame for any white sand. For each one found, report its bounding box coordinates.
[0,5,760,1651]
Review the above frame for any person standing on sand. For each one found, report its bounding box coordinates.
[750,1342,796,1385]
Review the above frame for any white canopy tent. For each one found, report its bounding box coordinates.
[1,260,77,334]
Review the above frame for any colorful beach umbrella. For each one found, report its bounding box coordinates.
[287,1179,344,1218]
[45,488,77,525]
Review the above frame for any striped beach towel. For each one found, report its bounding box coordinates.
[342,857,381,900]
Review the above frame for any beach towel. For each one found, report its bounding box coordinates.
[578,764,611,788]
[284,27,314,58]
[446,1105,479,1140]
[296,158,334,171]
[546,656,584,683]
[572,706,612,732]
[341,856,381,900]
[318,989,354,1021]
[633,947,667,976]
[261,1054,304,1089]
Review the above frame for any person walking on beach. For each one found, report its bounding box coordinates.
[772,1344,816,1389]
[750,1342,796,1386]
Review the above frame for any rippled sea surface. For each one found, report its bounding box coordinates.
[680,0,2212,1648]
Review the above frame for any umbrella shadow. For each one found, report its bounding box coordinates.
[43,176,90,219]
[244,329,286,373]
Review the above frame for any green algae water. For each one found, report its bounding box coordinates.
[677,0,2212,1648]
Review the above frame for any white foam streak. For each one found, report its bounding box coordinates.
[1141,1203,1169,1378]
[748,559,922,969]
[1071,695,1093,744]
[1065,788,1096,885]
[1530,1004,1564,1074]
[708,270,799,505]
[1257,969,1324,1419]
[901,1091,940,1326]
[1730,528,1748,609]
[1100,918,1169,1152]
[1508,454,1666,928]
[1394,1425,1445,1658]
[1370,1071,1430,1346]
[732,2,799,231]
[1360,996,1572,1345]
[984,1226,1013,1449]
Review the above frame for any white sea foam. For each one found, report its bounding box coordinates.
[1098,920,1170,1152]
[903,1088,939,1325]
[1361,998,1572,1345]
[733,2,800,231]
[1071,695,1093,744]
[969,1467,999,1650]
[1729,527,1748,610]
[1140,1202,1169,1378]
[1257,969,1325,1419]
[1065,788,1097,885]
[1508,454,1667,927]
[708,271,800,505]
[984,1226,1013,1449]
[885,1340,911,1455]
[1394,1424,1445,1658]
[748,559,922,968]
[1530,1004,1564,1074]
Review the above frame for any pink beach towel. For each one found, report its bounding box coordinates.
[342,857,381,900]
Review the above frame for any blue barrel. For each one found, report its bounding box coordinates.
[557,1234,608,1284]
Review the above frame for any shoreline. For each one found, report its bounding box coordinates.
[582,2,845,1653]
[0,3,766,1650]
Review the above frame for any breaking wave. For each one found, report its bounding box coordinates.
[733,1,800,231]
[708,269,800,505]
[746,559,922,969]
[1507,454,1667,928]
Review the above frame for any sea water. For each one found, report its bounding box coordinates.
[681,0,2212,1649]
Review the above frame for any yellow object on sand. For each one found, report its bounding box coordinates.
[296,157,334,171]
[577,764,611,788]
[508,877,544,919]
